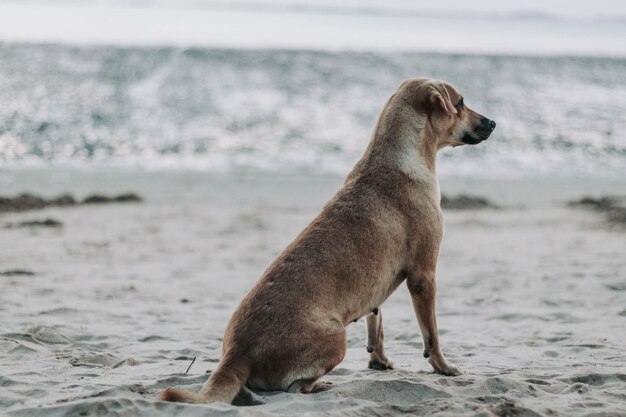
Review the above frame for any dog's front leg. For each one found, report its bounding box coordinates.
[366,308,394,370]
[407,272,462,376]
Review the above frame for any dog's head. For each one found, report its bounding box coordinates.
[416,79,496,149]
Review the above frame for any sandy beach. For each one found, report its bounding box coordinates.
[1,169,625,416]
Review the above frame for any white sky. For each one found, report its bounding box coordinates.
[0,0,624,55]
[210,0,626,19]
[1,0,626,19]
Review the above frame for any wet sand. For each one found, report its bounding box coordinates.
[1,169,625,416]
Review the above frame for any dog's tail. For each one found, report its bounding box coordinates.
[158,355,250,405]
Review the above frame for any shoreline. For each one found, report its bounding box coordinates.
[2,167,626,206]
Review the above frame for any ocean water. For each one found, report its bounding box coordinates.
[0,44,625,178]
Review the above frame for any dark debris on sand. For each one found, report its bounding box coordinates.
[0,269,35,276]
[82,193,142,204]
[5,218,63,228]
[49,193,78,206]
[0,193,47,212]
[82,194,112,204]
[0,192,143,213]
[441,194,499,210]
[567,196,626,225]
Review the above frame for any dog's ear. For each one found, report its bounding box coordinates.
[428,83,457,115]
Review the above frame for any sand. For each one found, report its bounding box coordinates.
[1,169,625,417]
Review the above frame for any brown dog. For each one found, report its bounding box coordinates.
[159,77,496,404]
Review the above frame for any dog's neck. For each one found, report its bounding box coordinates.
[396,118,438,183]
[344,100,443,209]
[349,102,439,185]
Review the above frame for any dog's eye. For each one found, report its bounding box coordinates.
[456,98,464,109]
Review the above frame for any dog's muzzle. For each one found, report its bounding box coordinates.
[462,118,496,145]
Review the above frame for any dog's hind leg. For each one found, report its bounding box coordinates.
[366,308,394,370]
[407,271,462,376]
[281,329,347,394]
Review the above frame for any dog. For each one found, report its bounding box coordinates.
[158,77,496,404]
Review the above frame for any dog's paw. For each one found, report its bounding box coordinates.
[429,358,463,376]
[368,358,395,370]
[311,380,333,393]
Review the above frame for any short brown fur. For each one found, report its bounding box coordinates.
[158,78,495,404]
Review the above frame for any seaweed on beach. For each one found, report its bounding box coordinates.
[0,192,143,213]
[567,196,626,225]
[5,218,63,228]
[441,194,499,210]
[49,194,78,206]
[0,269,35,276]
[82,193,142,204]
[567,196,618,210]
[0,194,47,212]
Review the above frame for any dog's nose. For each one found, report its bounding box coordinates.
[481,118,496,131]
